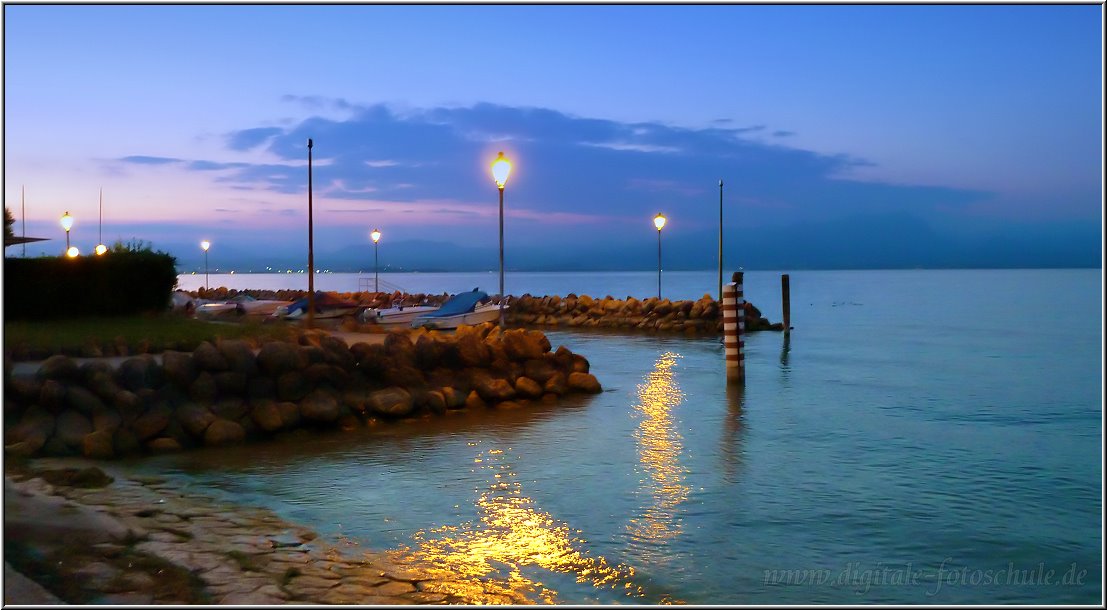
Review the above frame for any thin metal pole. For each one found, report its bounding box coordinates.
[718,179,723,302]
[98,187,103,246]
[498,185,505,327]
[204,250,209,291]
[307,138,315,328]
[374,240,379,292]
[657,228,662,300]
[21,185,25,257]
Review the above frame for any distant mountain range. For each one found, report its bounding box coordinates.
[164,214,1101,273]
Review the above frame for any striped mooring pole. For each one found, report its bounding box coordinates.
[722,271,746,385]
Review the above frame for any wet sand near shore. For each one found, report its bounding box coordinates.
[3,458,530,605]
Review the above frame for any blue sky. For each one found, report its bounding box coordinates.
[2,4,1102,270]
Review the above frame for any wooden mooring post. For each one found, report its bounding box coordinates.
[722,271,746,385]
[782,273,791,335]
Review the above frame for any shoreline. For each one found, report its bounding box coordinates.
[3,459,532,605]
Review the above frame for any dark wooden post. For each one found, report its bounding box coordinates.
[781,273,791,335]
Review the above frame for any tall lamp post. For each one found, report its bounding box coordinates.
[60,211,74,252]
[370,228,381,292]
[306,138,315,328]
[491,152,512,327]
[718,179,724,302]
[200,240,211,291]
[95,188,107,255]
[654,212,667,299]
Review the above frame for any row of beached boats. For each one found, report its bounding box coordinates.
[173,288,506,330]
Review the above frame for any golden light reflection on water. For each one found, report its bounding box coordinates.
[628,352,691,553]
[394,442,645,604]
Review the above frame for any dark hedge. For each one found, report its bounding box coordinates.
[4,250,178,320]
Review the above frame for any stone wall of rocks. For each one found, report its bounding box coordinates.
[506,293,782,334]
[195,289,782,335]
[3,325,601,460]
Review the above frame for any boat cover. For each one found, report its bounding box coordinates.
[416,289,488,318]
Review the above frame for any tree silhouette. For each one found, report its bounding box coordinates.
[4,207,14,242]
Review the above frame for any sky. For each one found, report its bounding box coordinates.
[2,3,1103,271]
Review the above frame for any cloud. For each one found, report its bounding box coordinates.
[117,101,992,239]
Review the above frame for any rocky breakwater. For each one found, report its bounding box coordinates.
[3,325,602,459]
[506,293,782,334]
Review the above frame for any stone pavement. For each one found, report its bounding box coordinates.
[3,469,529,605]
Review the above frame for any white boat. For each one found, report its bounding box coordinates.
[272,292,361,320]
[195,301,240,316]
[411,289,506,330]
[359,304,440,327]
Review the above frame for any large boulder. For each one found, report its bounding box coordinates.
[367,387,414,418]
[189,371,219,403]
[276,371,311,402]
[218,339,259,377]
[214,371,248,396]
[502,329,549,361]
[131,404,172,441]
[6,406,55,446]
[91,407,122,432]
[382,364,425,389]
[210,398,249,421]
[36,355,80,382]
[66,386,106,415]
[523,357,560,384]
[514,377,543,399]
[161,350,197,388]
[204,418,245,446]
[544,372,568,395]
[192,341,229,372]
[456,331,490,367]
[38,380,67,412]
[415,335,448,369]
[117,355,163,391]
[249,400,283,432]
[54,409,93,449]
[383,333,416,366]
[256,341,304,376]
[474,376,515,403]
[567,372,602,394]
[246,376,276,400]
[175,403,215,437]
[82,429,115,459]
[276,401,301,428]
[300,389,341,423]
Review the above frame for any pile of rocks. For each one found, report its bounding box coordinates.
[507,293,782,334]
[4,325,602,460]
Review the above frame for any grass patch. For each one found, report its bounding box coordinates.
[4,314,298,360]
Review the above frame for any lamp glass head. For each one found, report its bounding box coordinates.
[491,151,512,188]
[66,246,79,258]
[654,213,667,231]
[60,211,74,232]
[371,229,381,243]
[95,244,108,256]
[201,240,211,251]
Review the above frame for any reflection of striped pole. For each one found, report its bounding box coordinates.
[722,271,745,384]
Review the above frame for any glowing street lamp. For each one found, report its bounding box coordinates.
[491,151,512,327]
[370,228,382,292]
[200,240,211,291]
[96,187,107,256]
[60,211,74,251]
[654,213,667,299]
[66,246,80,258]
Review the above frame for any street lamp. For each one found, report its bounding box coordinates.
[96,187,107,256]
[60,211,74,252]
[718,179,724,301]
[66,246,80,258]
[370,228,381,292]
[491,151,512,327]
[200,240,211,291]
[307,138,315,328]
[654,212,667,299]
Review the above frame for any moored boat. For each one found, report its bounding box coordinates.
[410,289,506,330]
[359,304,441,326]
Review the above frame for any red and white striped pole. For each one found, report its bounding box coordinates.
[722,271,745,384]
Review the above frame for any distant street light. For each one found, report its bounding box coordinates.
[60,211,74,252]
[201,240,211,291]
[66,246,80,258]
[491,151,512,327]
[654,212,667,300]
[96,188,107,256]
[370,228,382,292]
[307,138,315,328]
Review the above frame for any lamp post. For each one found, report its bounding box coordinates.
[60,211,73,252]
[307,138,315,328]
[370,228,381,292]
[654,212,667,299]
[491,151,512,327]
[66,246,80,258]
[200,240,211,291]
[718,179,724,301]
[95,188,107,255]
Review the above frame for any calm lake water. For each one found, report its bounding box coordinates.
[146,269,1101,604]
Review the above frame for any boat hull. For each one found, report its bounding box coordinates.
[360,305,440,326]
[411,304,505,330]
